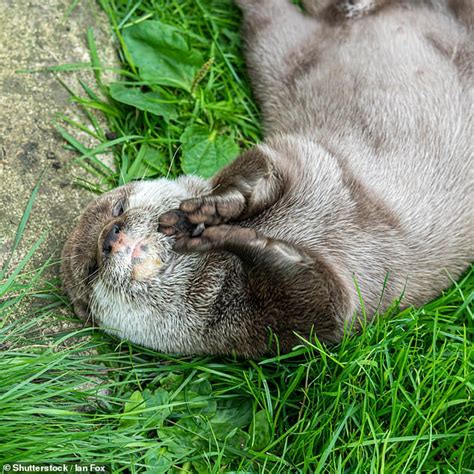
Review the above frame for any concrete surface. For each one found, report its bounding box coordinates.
[0,0,115,280]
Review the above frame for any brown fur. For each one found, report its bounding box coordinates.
[61,0,473,357]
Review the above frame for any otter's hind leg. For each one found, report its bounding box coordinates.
[235,0,320,123]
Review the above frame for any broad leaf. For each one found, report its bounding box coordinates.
[120,389,171,430]
[144,447,174,473]
[210,398,253,438]
[142,388,172,429]
[159,372,185,392]
[157,425,199,457]
[109,83,177,121]
[125,145,168,182]
[180,125,239,178]
[225,429,251,451]
[249,410,272,451]
[174,378,216,416]
[119,390,145,429]
[123,20,203,91]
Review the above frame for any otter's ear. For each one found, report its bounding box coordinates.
[61,275,93,324]
[69,297,91,323]
[60,249,93,324]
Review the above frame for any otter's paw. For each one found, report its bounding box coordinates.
[158,210,201,239]
[177,192,246,226]
[173,225,259,253]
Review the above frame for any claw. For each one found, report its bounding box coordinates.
[191,222,206,237]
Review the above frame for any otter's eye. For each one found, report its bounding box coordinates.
[112,199,125,217]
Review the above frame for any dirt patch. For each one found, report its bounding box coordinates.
[0,0,115,273]
[0,0,116,333]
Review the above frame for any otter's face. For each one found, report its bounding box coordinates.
[61,176,208,324]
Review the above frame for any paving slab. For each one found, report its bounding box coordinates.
[0,0,115,280]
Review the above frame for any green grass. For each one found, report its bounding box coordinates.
[57,0,261,192]
[1,0,473,472]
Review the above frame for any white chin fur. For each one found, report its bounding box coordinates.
[88,175,211,354]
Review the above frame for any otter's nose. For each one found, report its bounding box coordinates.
[103,223,124,257]
[102,223,146,260]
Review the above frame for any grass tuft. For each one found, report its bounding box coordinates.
[1,267,472,471]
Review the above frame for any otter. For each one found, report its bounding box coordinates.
[61,0,473,357]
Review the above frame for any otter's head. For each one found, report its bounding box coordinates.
[61,176,209,325]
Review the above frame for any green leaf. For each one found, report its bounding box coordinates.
[119,388,171,430]
[144,447,174,473]
[123,145,168,183]
[249,410,272,451]
[156,425,199,457]
[159,372,185,392]
[123,20,203,91]
[225,429,251,451]
[109,83,177,121]
[1,173,43,276]
[142,388,172,429]
[180,125,239,178]
[120,390,145,429]
[210,398,253,438]
[191,460,211,474]
[174,378,216,416]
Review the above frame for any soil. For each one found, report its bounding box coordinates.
[0,0,116,332]
[0,0,114,275]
